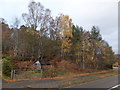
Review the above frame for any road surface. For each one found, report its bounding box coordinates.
[66,75,119,89]
[2,74,120,89]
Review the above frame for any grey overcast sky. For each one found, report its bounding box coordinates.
[0,0,118,53]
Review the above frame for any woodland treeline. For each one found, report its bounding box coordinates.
[2,1,116,70]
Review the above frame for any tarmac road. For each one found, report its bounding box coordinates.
[66,74,119,89]
[2,74,120,89]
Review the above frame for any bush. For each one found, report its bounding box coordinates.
[52,60,80,73]
[42,65,69,78]
[2,56,13,77]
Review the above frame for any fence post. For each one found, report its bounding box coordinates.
[13,70,15,79]
[41,69,43,78]
[11,69,13,79]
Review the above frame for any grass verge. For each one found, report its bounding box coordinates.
[62,69,118,87]
[2,69,118,83]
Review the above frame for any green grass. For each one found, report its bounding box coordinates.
[62,69,118,87]
[14,70,42,79]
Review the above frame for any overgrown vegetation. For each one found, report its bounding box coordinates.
[2,55,13,77]
[1,1,118,78]
[15,70,42,79]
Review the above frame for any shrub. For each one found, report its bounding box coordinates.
[52,60,80,73]
[42,65,69,78]
[2,56,13,77]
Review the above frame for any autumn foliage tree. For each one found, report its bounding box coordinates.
[58,15,73,60]
[2,1,116,74]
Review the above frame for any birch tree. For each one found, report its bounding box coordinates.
[58,15,73,60]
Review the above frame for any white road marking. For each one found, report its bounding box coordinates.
[108,84,120,90]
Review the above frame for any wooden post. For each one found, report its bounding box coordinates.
[39,61,43,78]
[13,70,15,79]
[41,69,43,78]
[11,69,13,79]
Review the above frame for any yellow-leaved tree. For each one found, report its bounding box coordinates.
[58,15,73,60]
